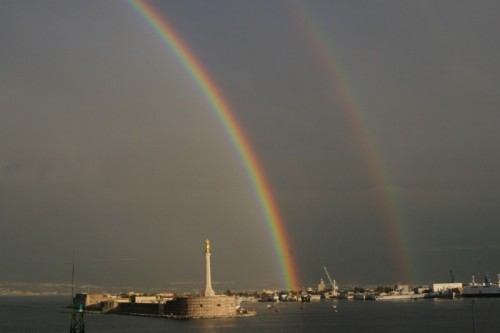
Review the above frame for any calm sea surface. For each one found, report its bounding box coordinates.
[1,296,499,333]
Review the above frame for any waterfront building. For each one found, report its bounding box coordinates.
[432,283,463,292]
[74,293,115,310]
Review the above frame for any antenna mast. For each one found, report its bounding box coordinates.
[69,255,85,333]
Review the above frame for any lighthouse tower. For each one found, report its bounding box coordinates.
[204,239,215,297]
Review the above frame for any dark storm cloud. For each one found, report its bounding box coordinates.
[1,0,499,289]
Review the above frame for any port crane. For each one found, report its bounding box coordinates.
[323,266,338,297]
[449,269,456,283]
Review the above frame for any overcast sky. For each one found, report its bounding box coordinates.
[1,0,499,291]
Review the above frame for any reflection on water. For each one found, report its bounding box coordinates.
[1,296,500,333]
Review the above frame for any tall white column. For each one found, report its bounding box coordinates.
[204,239,215,297]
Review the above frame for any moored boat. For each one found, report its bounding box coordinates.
[375,292,425,300]
[462,274,500,297]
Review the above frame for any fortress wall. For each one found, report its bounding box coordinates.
[117,302,161,315]
[163,296,236,318]
[73,293,115,311]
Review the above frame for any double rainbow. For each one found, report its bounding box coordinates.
[129,0,301,290]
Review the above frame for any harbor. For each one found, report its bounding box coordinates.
[68,272,500,320]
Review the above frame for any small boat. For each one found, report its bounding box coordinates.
[374,292,425,300]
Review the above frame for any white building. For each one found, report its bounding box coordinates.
[432,283,463,292]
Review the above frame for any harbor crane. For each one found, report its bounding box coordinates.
[449,269,455,283]
[323,266,338,296]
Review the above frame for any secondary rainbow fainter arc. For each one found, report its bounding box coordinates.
[290,1,413,283]
[129,0,301,291]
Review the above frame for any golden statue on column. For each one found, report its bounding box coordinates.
[204,239,215,296]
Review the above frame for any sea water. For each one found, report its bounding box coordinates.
[1,296,499,333]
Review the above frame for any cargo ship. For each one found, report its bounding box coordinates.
[462,274,500,297]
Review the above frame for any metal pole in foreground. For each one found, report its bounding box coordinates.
[471,300,475,333]
[70,304,85,333]
[69,257,85,333]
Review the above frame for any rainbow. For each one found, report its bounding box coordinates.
[290,2,413,283]
[128,0,300,290]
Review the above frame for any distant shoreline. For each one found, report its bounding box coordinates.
[0,292,70,297]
